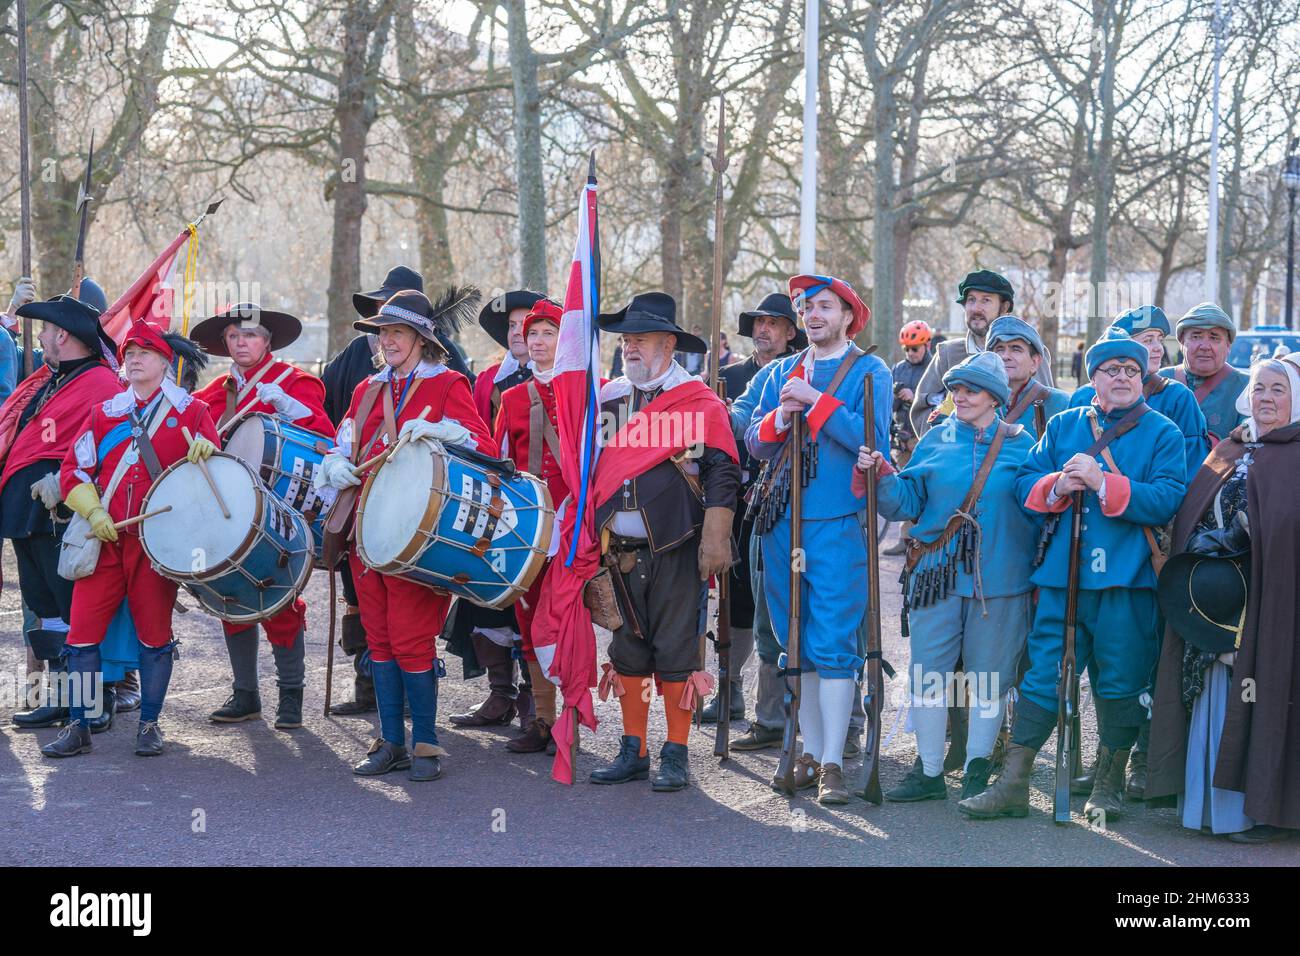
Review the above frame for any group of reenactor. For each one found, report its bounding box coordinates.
[5,255,1286,837]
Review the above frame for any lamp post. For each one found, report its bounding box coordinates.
[1284,139,1300,331]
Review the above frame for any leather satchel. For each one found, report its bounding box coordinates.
[583,566,625,631]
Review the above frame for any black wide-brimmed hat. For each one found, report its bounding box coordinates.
[189,303,302,356]
[598,291,707,353]
[353,266,424,319]
[354,287,480,344]
[478,289,550,349]
[1157,550,1250,654]
[16,294,116,358]
[738,292,807,350]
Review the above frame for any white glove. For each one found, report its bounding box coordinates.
[256,382,310,421]
[9,276,36,313]
[29,472,62,510]
[400,417,471,446]
[317,452,361,490]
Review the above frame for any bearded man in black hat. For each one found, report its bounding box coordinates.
[585,291,740,792]
[0,289,128,731]
[698,292,805,747]
[190,303,335,730]
[909,270,1054,438]
[319,266,473,716]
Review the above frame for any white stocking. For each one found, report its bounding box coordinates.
[818,677,855,768]
[911,697,949,777]
[799,672,823,761]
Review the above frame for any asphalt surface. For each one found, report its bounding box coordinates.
[1,536,1295,868]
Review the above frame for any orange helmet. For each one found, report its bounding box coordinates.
[899,320,933,348]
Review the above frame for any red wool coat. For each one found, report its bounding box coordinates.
[192,353,333,439]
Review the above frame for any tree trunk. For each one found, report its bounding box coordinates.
[870,72,899,356]
[506,0,547,292]
[325,0,388,355]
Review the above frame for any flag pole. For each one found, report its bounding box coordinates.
[798,0,819,274]
[16,0,34,378]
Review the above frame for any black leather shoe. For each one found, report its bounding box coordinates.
[115,671,141,712]
[135,720,165,756]
[210,689,262,723]
[353,739,411,776]
[960,757,994,800]
[589,735,650,785]
[42,722,92,758]
[87,687,116,735]
[651,742,690,792]
[885,762,947,802]
[409,744,446,782]
[274,688,304,729]
[13,704,69,729]
[699,682,745,724]
[330,676,377,715]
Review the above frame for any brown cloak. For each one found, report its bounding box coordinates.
[1146,421,1300,828]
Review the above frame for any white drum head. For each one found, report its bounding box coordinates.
[358,440,434,567]
[142,455,259,575]
[224,416,268,465]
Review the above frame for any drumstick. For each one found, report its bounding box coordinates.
[351,405,433,475]
[85,505,173,538]
[181,425,232,519]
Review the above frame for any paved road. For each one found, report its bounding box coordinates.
[1,543,1294,867]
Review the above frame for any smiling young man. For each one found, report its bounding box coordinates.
[43,320,221,759]
[958,328,1185,823]
[746,275,892,804]
[910,271,1053,438]
[1157,303,1248,444]
[190,304,334,730]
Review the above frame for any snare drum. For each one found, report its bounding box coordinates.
[141,453,314,624]
[355,439,554,609]
[224,413,334,561]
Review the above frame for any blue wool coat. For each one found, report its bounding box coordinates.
[1157,364,1249,441]
[1004,382,1072,439]
[746,347,893,519]
[1070,378,1209,482]
[1014,400,1185,592]
[876,415,1039,598]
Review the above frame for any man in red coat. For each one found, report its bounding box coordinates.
[43,319,220,759]
[317,289,494,782]
[493,298,574,754]
[2,294,124,731]
[450,289,555,731]
[190,303,333,730]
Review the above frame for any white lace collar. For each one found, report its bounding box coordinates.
[371,360,447,383]
[600,360,696,402]
[103,378,193,417]
[494,352,533,384]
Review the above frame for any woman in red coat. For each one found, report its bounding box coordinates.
[317,289,494,782]
[43,319,220,759]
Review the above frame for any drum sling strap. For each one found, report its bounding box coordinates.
[1085,406,1167,575]
[1174,363,1233,403]
[899,420,1012,634]
[219,363,293,430]
[321,378,386,567]
[525,381,561,476]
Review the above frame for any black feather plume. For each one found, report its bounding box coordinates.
[163,333,209,391]
[426,284,480,337]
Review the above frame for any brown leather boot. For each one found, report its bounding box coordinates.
[506,718,553,753]
[1125,749,1147,800]
[793,753,821,791]
[817,763,849,805]
[957,742,1036,819]
[1083,746,1129,823]
[1071,742,1100,795]
[449,633,518,727]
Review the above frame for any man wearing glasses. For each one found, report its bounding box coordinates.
[958,327,1185,824]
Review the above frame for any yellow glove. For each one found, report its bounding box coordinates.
[187,436,216,463]
[65,481,118,543]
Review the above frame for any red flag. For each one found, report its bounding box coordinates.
[533,155,602,784]
[100,226,194,342]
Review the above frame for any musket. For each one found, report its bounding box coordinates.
[1055,489,1085,824]
[773,411,804,795]
[708,95,733,761]
[16,0,33,378]
[857,371,885,804]
[70,130,96,300]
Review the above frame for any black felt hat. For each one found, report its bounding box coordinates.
[956,269,1015,305]
[598,291,707,353]
[478,289,550,349]
[738,292,807,350]
[16,294,115,358]
[353,266,424,319]
[190,303,302,356]
[1157,550,1250,654]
